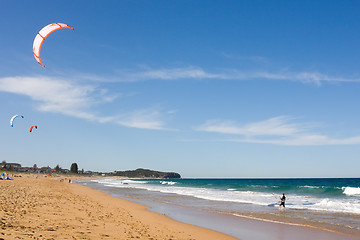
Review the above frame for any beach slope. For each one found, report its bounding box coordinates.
[0,176,237,240]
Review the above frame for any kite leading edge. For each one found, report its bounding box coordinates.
[33,23,74,67]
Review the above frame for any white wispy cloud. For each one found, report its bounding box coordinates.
[233,135,360,146]
[195,116,360,146]
[113,66,221,82]
[196,117,303,136]
[115,109,166,130]
[0,76,168,130]
[247,71,358,85]
[62,64,360,85]
[110,66,360,85]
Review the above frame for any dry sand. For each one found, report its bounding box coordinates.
[0,175,238,240]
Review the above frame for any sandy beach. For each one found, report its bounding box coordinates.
[0,175,237,240]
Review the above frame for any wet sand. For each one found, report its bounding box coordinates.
[0,175,237,240]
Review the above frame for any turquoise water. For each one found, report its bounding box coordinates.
[95,178,360,213]
[76,178,360,237]
[137,178,360,197]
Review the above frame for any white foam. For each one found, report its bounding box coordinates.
[160,181,176,185]
[309,198,360,214]
[342,187,360,196]
[90,178,149,188]
[300,185,320,189]
[89,179,360,215]
[93,179,277,206]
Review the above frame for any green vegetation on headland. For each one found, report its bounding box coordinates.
[111,168,181,179]
[0,161,181,179]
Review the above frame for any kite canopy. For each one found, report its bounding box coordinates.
[10,115,24,127]
[33,23,73,67]
[30,125,38,132]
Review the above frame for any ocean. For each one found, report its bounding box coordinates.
[75,178,360,239]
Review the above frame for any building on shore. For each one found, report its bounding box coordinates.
[0,163,22,171]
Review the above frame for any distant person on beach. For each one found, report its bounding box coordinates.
[280,193,286,208]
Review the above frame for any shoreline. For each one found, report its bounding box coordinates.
[1,174,359,240]
[68,179,239,239]
[230,212,359,237]
[76,177,360,240]
[0,175,237,239]
[144,199,360,240]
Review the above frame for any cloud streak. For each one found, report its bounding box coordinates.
[112,66,360,85]
[195,116,360,146]
[0,76,167,130]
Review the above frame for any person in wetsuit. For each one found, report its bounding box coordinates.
[280,193,286,208]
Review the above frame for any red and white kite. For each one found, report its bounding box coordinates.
[33,23,73,67]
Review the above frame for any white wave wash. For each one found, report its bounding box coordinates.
[90,179,360,215]
[161,181,176,185]
[342,187,360,196]
[300,185,321,189]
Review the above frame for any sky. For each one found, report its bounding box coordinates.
[1,1,360,178]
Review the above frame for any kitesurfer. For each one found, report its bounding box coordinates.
[280,193,286,208]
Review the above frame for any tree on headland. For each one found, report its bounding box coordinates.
[33,164,37,169]
[55,164,61,172]
[70,163,78,174]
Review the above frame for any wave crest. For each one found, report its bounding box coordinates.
[342,187,360,196]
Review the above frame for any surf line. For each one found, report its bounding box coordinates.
[231,213,344,235]
[232,213,306,227]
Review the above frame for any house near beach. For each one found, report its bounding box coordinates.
[0,162,21,171]
[0,163,54,174]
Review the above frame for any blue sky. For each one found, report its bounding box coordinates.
[1,1,360,177]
